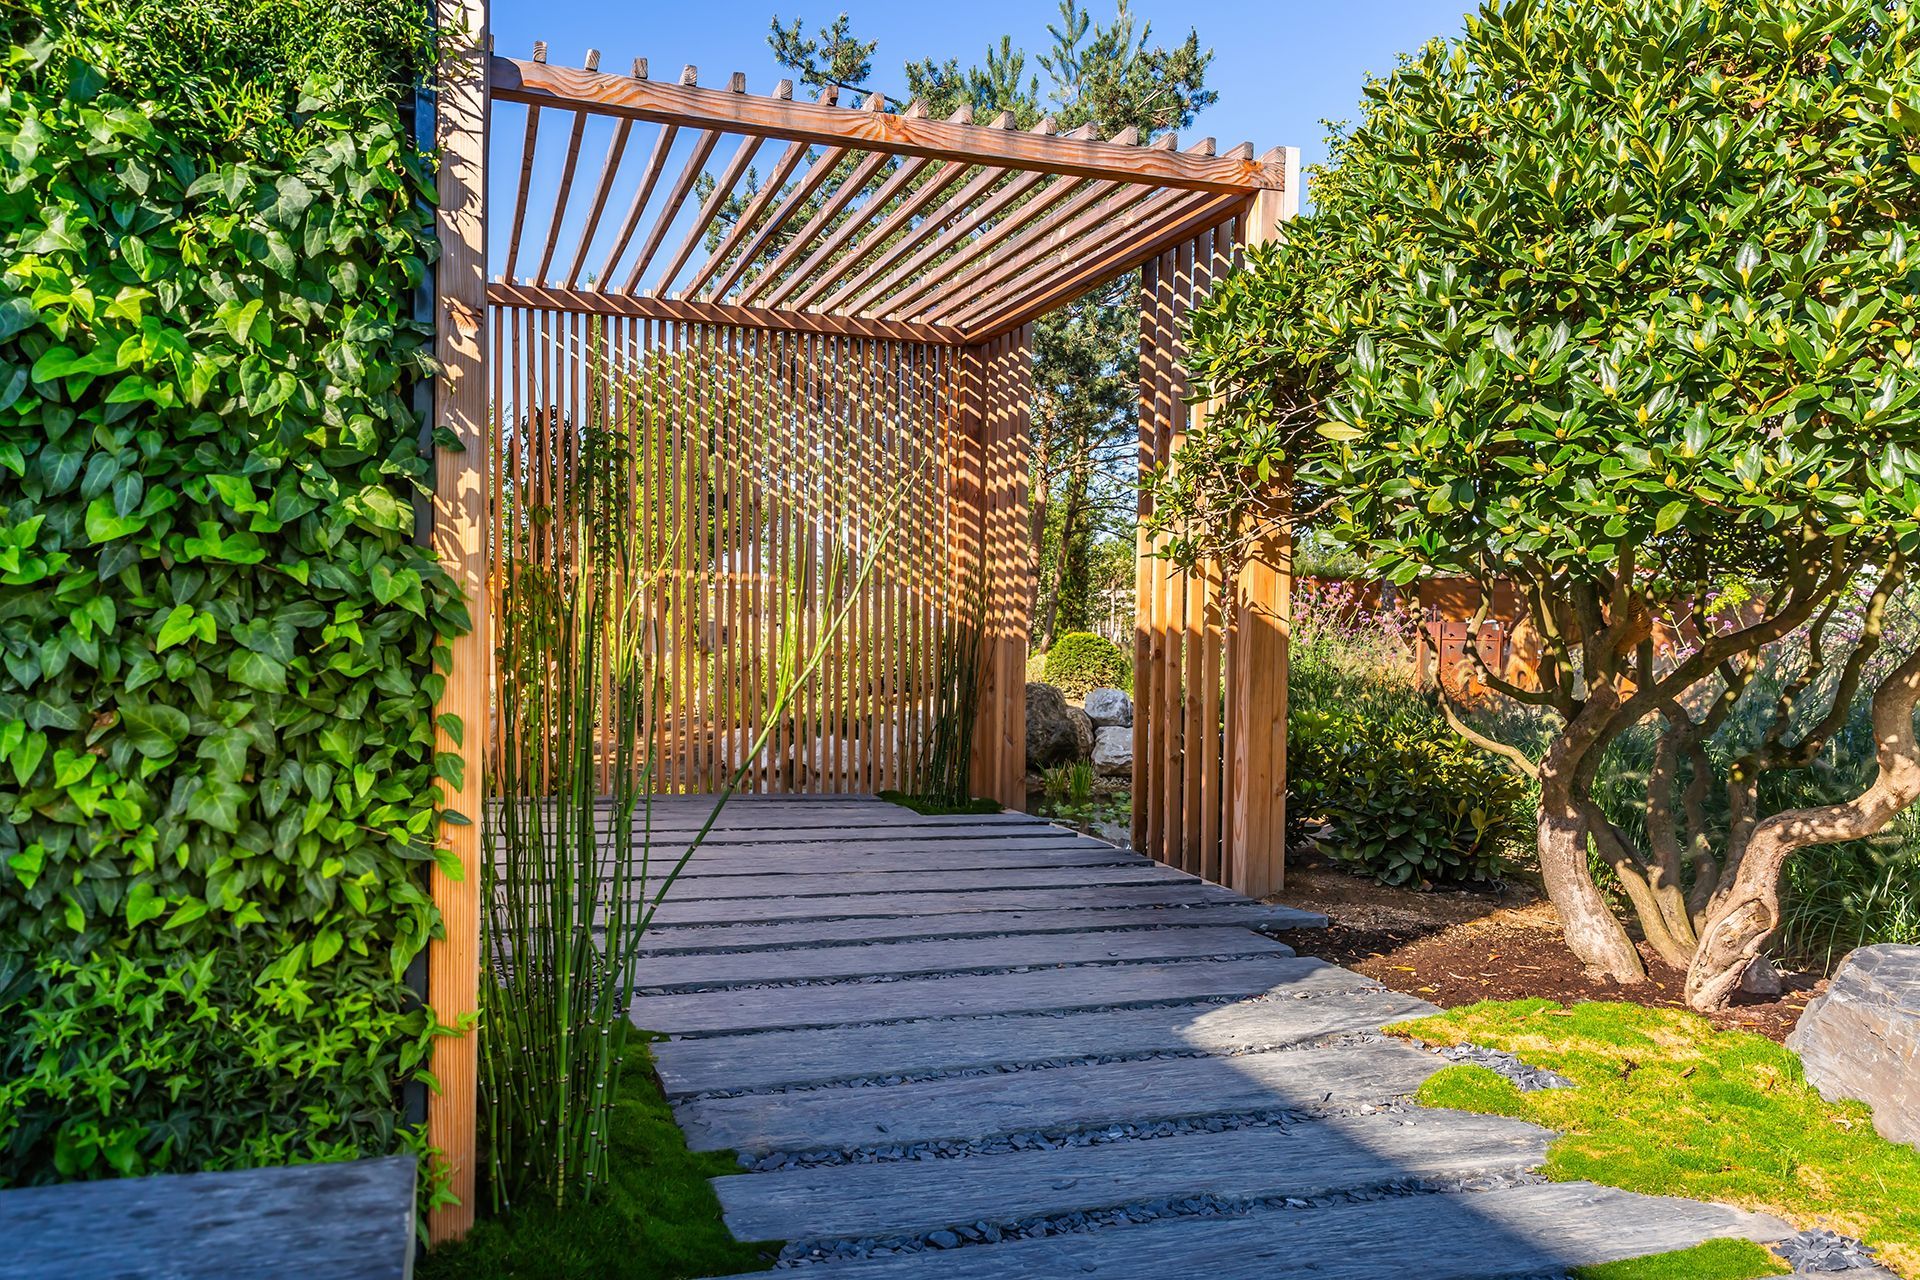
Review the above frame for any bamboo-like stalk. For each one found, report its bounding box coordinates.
[918,568,989,806]
[480,326,906,1212]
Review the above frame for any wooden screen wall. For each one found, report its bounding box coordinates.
[489,302,985,795]
[1132,211,1293,898]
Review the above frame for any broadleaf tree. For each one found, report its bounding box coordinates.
[1162,0,1920,1009]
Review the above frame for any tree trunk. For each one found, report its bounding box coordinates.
[1538,756,1647,982]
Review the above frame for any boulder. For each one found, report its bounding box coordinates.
[1025,682,1091,770]
[1786,945,1920,1148]
[1092,725,1133,778]
[1084,687,1134,727]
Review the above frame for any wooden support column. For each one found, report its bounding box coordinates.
[1223,149,1299,899]
[966,328,1035,809]
[427,0,489,1246]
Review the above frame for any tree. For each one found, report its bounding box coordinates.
[768,3,1216,651]
[1166,0,1920,1010]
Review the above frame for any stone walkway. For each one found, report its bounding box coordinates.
[632,795,1789,1279]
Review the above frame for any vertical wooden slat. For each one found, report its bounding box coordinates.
[427,0,488,1245]
[1225,152,1299,897]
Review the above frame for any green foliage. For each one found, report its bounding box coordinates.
[419,1031,775,1280]
[1041,759,1094,804]
[1290,708,1527,885]
[1043,630,1129,698]
[877,790,1001,817]
[1398,1000,1920,1276]
[0,1,463,1185]
[1568,1240,1790,1280]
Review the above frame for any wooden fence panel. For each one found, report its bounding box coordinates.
[488,308,975,795]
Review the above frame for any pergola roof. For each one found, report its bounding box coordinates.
[488,49,1287,345]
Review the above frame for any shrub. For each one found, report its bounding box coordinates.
[1290,708,1528,887]
[1043,631,1129,698]
[1174,0,1920,1009]
[0,2,463,1185]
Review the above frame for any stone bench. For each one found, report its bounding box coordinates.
[0,1155,416,1280]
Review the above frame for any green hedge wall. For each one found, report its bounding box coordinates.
[0,1,467,1184]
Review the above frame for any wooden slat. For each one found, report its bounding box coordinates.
[561,117,632,288]
[426,0,489,1244]
[735,145,896,307]
[758,149,946,308]
[787,161,975,311]
[620,127,721,291]
[595,120,679,286]
[670,1039,1438,1152]
[486,283,967,343]
[705,141,853,302]
[643,878,1265,926]
[532,108,588,284]
[493,57,1288,192]
[874,172,1097,319]
[653,132,765,296]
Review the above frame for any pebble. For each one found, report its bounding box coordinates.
[1434,1043,1573,1091]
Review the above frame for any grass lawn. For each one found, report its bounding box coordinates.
[877,789,1003,816]
[419,1034,777,1280]
[1394,999,1920,1278]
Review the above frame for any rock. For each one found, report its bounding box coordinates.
[1740,955,1783,997]
[1084,687,1134,727]
[1092,725,1133,778]
[1025,683,1088,770]
[1786,944,1920,1148]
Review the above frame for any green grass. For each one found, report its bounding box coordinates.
[877,789,1003,816]
[419,1034,776,1280]
[1394,1000,1920,1278]
[1568,1239,1789,1280]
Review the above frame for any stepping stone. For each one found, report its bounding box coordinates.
[634,927,1294,991]
[672,1040,1441,1155]
[663,841,1136,876]
[648,864,1196,903]
[642,881,1277,926]
[634,902,1324,956]
[713,1109,1553,1243]
[652,988,1436,1096]
[731,1181,1788,1279]
[632,955,1379,1036]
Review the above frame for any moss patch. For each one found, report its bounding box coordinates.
[420,1035,775,1280]
[1568,1238,1790,1280]
[1395,1000,1920,1277]
[877,790,1002,816]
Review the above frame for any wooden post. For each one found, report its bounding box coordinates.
[427,0,489,1246]
[1224,148,1299,899]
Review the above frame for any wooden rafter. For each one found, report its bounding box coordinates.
[493,56,1286,191]
[488,282,968,343]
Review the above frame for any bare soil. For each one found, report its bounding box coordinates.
[1272,859,1824,1042]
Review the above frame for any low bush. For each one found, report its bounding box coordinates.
[1290,708,1527,886]
[1042,631,1128,699]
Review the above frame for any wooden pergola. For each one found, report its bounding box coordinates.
[426,2,1297,1241]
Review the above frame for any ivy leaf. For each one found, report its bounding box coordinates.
[9,731,47,786]
[119,700,190,756]
[85,496,146,543]
[310,926,344,966]
[0,296,38,343]
[229,649,287,693]
[126,881,168,928]
[217,298,264,346]
[184,776,245,833]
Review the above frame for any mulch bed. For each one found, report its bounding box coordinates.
[1272,862,1824,1042]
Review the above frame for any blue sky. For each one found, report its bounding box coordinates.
[484,0,1479,283]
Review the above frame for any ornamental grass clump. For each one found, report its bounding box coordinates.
[1168,0,1920,1010]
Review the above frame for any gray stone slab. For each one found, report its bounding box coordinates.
[651,988,1436,1096]
[649,864,1194,902]
[726,1181,1789,1280]
[643,881,1255,925]
[714,1109,1552,1243]
[673,1040,1441,1154]
[635,903,1327,955]
[632,955,1378,1035]
[1786,943,1920,1148]
[0,1155,416,1280]
[656,840,1131,876]
[635,927,1294,991]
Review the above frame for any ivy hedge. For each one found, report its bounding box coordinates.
[0,0,468,1185]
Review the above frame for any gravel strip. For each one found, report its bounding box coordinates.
[740,1101,1415,1171]
[1775,1228,1888,1272]
[773,1170,1548,1266]
[1434,1043,1573,1091]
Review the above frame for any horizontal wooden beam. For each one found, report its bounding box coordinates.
[492,57,1285,193]
[956,193,1251,343]
[487,282,969,344]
